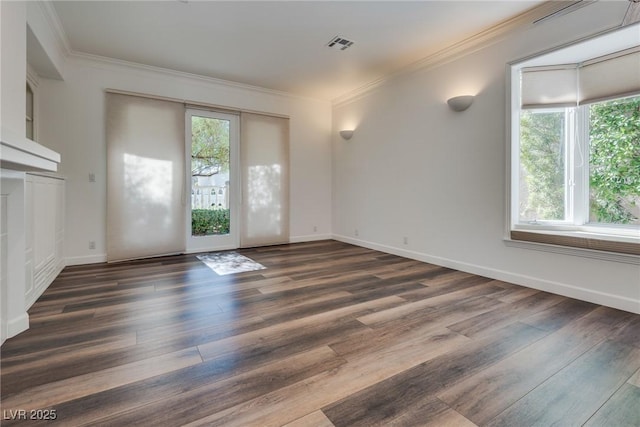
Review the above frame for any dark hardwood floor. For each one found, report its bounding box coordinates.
[1,240,639,426]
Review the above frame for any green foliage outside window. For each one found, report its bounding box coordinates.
[519,111,565,221]
[191,116,230,177]
[589,97,640,224]
[192,209,230,236]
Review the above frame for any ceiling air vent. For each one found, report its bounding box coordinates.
[327,36,354,51]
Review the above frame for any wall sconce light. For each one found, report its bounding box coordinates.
[339,129,354,140]
[447,95,475,112]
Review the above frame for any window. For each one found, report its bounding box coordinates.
[588,97,640,226]
[518,108,569,223]
[517,96,640,228]
[26,82,34,140]
[509,26,640,256]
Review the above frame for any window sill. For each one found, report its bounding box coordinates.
[506,229,640,264]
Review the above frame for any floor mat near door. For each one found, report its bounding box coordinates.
[197,252,266,275]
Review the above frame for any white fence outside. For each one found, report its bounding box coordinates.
[192,185,229,210]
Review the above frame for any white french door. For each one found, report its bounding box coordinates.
[185,109,240,252]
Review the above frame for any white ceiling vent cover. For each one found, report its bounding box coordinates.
[327,36,355,51]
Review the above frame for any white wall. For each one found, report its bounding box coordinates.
[1,1,61,171]
[0,2,30,343]
[38,57,332,264]
[1,1,27,140]
[332,4,640,313]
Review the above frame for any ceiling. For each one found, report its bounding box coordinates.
[51,1,548,101]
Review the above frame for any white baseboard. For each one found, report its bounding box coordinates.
[65,253,107,266]
[289,234,333,243]
[0,316,5,346]
[185,246,237,254]
[1,313,30,345]
[332,234,640,314]
[65,238,334,265]
[7,312,29,340]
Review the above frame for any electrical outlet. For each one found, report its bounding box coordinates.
[355,229,359,237]
[89,241,96,250]
[403,236,408,245]
[313,225,317,232]
[89,173,96,183]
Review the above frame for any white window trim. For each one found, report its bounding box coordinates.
[505,24,640,263]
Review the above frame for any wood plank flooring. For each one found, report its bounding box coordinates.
[1,240,639,426]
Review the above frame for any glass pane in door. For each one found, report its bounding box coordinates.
[190,116,231,236]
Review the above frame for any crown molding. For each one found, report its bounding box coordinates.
[332,1,574,107]
[37,0,72,56]
[67,50,324,103]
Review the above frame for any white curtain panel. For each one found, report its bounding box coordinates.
[240,113,290,248]
[106,93,186,262]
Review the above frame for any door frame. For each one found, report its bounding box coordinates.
[185,109,240,253]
